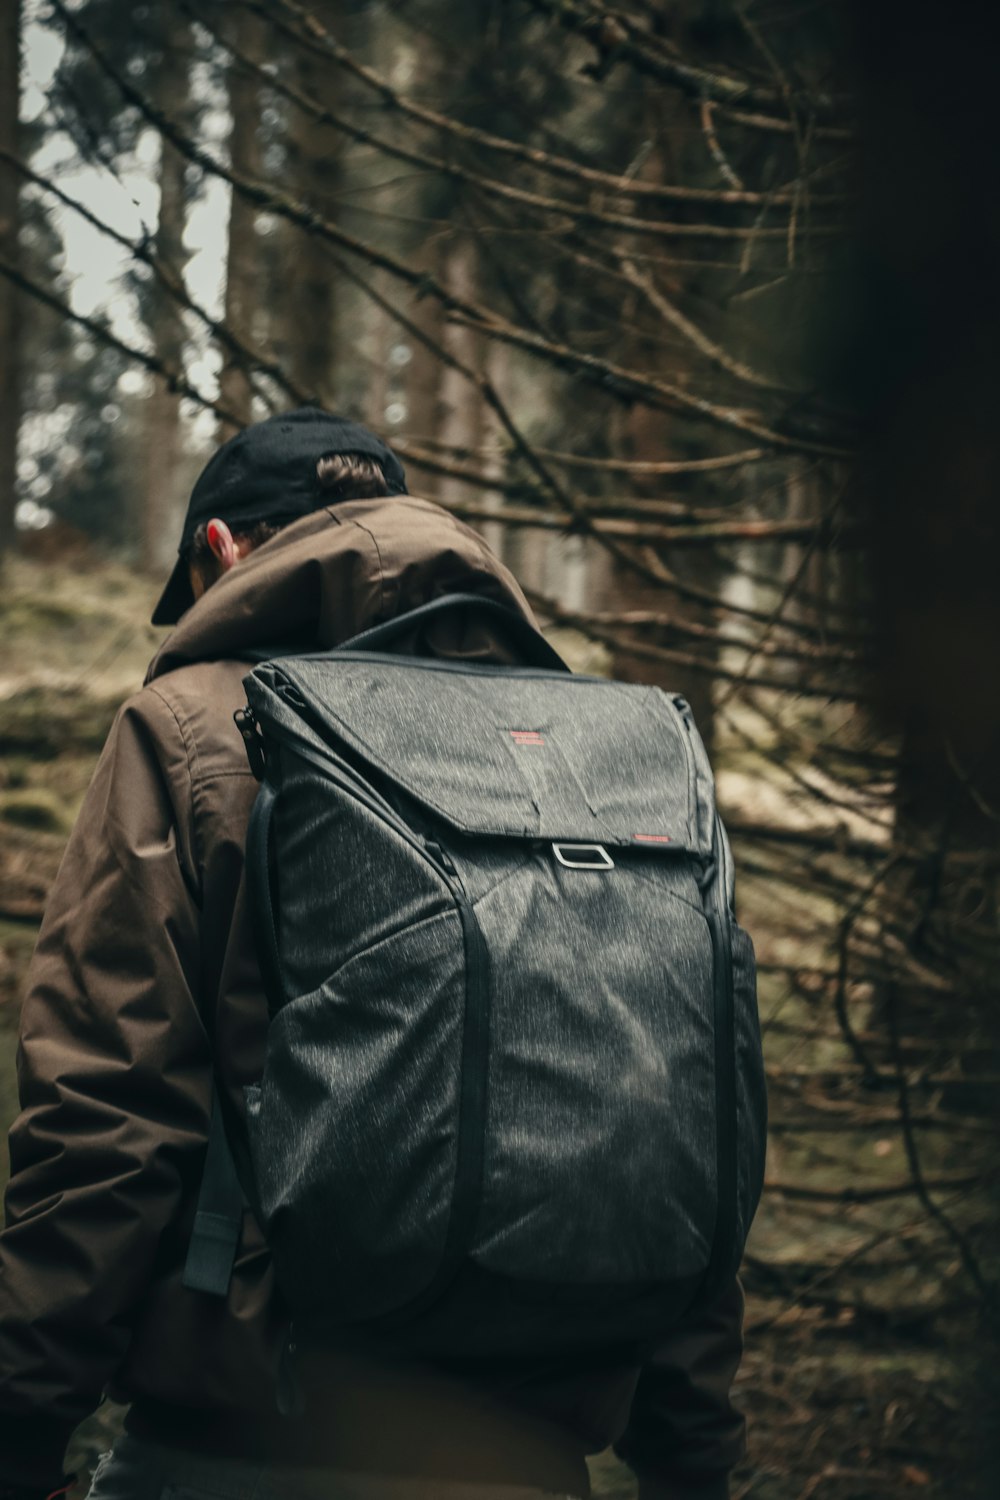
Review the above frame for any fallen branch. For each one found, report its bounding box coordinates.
[765,1172,986,1203]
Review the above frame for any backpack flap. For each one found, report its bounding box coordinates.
[245,655,716,856]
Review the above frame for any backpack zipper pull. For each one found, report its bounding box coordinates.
[234,707,266,780]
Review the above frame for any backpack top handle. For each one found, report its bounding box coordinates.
[338,591,570,673]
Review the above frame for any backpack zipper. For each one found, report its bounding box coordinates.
[699,820,738,1301]
[382,837,492,1326]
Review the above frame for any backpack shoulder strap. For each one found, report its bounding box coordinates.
[182,1086,245,1297]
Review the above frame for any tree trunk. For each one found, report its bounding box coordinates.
[399,280,445,465]
[384,10,446,486]
[219,6,266,439]
[599,396,720,758]
[141,15,192,573]
[589,68,722,755]
[280,0,344,407]
[850,2,1000,1070]
[0,0,21,561]
[437,237,486,510]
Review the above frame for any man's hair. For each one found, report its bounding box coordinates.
[187,451,390,593]
[315,451,389,500]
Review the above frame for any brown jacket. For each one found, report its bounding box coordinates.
[0,498,746,1497]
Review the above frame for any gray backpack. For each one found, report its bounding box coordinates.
[185,594,766,1369]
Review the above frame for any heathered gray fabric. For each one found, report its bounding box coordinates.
[274,740,454,998]
[246,899,465,1319]
[245,738,466,1320]
[253,659,706,850]
[468,849,716,1281]
[241,658,766,1327]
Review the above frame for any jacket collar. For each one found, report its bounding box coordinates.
[145,495,534,684]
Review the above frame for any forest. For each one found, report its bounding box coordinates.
[0,1,998,1496]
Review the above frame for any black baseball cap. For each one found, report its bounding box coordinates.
[151,406,407,625]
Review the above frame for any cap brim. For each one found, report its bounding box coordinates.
[151,554,196,626]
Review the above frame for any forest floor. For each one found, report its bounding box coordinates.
[0,551,994,1500]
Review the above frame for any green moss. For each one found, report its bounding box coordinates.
[0,787,73,835]
[0,687,119,758]
[0,595,96,636]
[0,757,29,789]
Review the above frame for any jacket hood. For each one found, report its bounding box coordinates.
[145,495,536,684]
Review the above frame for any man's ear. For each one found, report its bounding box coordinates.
[206,518,241,573]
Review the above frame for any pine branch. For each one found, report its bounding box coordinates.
[0,146,308,416]
[437,497,861,548]
[0,255,237,425]
[237,0,848,206]
[49,0,848,457]
[524,0,851,122]
[192,2,844,245]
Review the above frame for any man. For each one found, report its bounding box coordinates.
[0,407,746,1500]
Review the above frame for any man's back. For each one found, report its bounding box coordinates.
[1,479,748,1500]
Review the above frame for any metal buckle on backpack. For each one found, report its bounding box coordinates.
[552,843,615,871]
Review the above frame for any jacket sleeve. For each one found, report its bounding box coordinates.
[614,1277,747,1500]
[0,691,209,1486]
